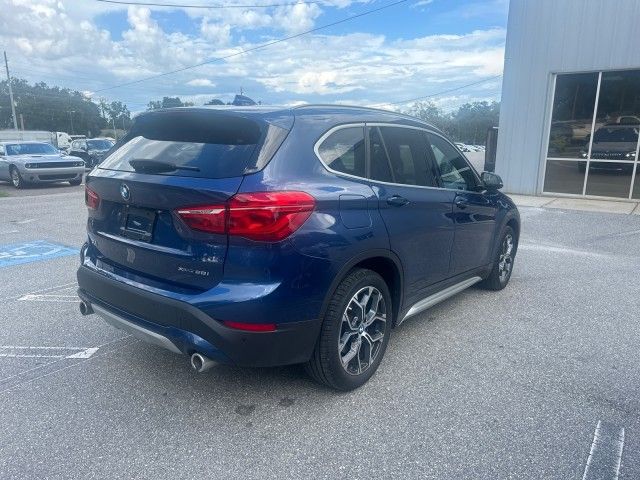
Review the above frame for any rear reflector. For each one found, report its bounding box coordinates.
[176,191,315,241]
[85,186,100,210]
[223,320,277,332]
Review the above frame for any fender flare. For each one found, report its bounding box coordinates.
[318,248,405,325]
[490,210,520,262]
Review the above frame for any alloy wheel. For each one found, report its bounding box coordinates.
[338,286,387,375]
[498,233,514,283]
[11,169,20,188]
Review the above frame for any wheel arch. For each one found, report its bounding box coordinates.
[490,211,520,263]
[319,249,404,328]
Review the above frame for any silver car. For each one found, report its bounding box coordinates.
[0,141,85,189]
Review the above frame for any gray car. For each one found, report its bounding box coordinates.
[0,141,85,189]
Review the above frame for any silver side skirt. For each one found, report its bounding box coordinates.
[93,304,182,354]
[399,276,482,325]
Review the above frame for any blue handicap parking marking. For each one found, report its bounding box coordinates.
[0,240,78,268]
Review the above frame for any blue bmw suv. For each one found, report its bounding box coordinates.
[77,105,519,390]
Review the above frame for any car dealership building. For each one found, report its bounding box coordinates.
[495,0,640,201]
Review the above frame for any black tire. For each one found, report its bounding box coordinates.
[69,177,82,186]
[10,166,24,189]
[479,225,517,291]
[305,268,392,391]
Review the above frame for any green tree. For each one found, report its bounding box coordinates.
[0,78,105,135]
[106,101,132,131]
[205,98,224,105]
[147,96,194,110]
[406,101,453,136]
[404,100,500,144]
[450,101,500,145]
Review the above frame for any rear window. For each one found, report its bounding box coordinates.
[99,110,288,179]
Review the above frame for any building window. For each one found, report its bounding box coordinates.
[543,69,640,199]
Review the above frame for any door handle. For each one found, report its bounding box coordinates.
[386,195,410,207]
[455,198,468,209]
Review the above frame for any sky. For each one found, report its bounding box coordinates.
[0,0,509,113]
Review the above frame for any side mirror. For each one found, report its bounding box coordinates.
[481,171,503,191]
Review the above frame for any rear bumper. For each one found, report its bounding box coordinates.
[77,265,321,367]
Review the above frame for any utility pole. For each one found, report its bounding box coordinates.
[68,110,75,134]
[19,113,24,130]
[3,51,18,130]
[112,117,117,141]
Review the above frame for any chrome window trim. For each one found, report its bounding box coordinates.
[313,122,485,195]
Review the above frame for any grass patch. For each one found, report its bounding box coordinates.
[0,190,9,197]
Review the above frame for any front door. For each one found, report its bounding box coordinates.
[425,132,497,275]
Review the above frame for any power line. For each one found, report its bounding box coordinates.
[97,0,325,8]
[370,74,502,107]
[92,0,409,93]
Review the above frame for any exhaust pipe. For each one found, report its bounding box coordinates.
[79,301,94,316]
[190,353,216,373]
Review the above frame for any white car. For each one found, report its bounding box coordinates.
[0,141,85,189]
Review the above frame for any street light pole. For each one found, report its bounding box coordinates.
[3,51,18,130]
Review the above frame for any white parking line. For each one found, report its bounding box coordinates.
[66,347,99,359]
[18,293,78,303]
[582,420,625,480]
[0,282,78,303]
[519,243,612,258]
[0,336,132,394]
[0,346,99,359]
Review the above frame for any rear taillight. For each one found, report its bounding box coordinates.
[228,191,315,241]
[176,191,315,241]
[85,186,100,210]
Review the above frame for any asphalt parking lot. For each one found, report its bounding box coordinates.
[0,187,638,479]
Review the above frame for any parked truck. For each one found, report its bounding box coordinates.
[0,130,72,150]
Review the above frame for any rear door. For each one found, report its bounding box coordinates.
[425,132,497,275]
[85,109,289,292]
[368,125,456,305]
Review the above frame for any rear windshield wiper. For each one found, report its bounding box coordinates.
[128,159,200,173]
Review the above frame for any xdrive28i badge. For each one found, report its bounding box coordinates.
[120,183,131,202]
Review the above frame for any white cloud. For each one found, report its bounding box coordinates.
[200,19,231,45]
[187,78,216,87]
[0,0,506,109]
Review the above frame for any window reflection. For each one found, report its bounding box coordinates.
[543,160,586,195]
[544,69,640,199]
[547,73,598,158]
[591,70,640,161]
[633,168,640,199]
[585,162,634,198]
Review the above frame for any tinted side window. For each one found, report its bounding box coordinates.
[378,126,437,187]
[426,133,478,191]
[368,127,393,182]
[317,127,365,177]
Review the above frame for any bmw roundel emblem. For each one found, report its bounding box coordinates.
[120,183,131,202]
